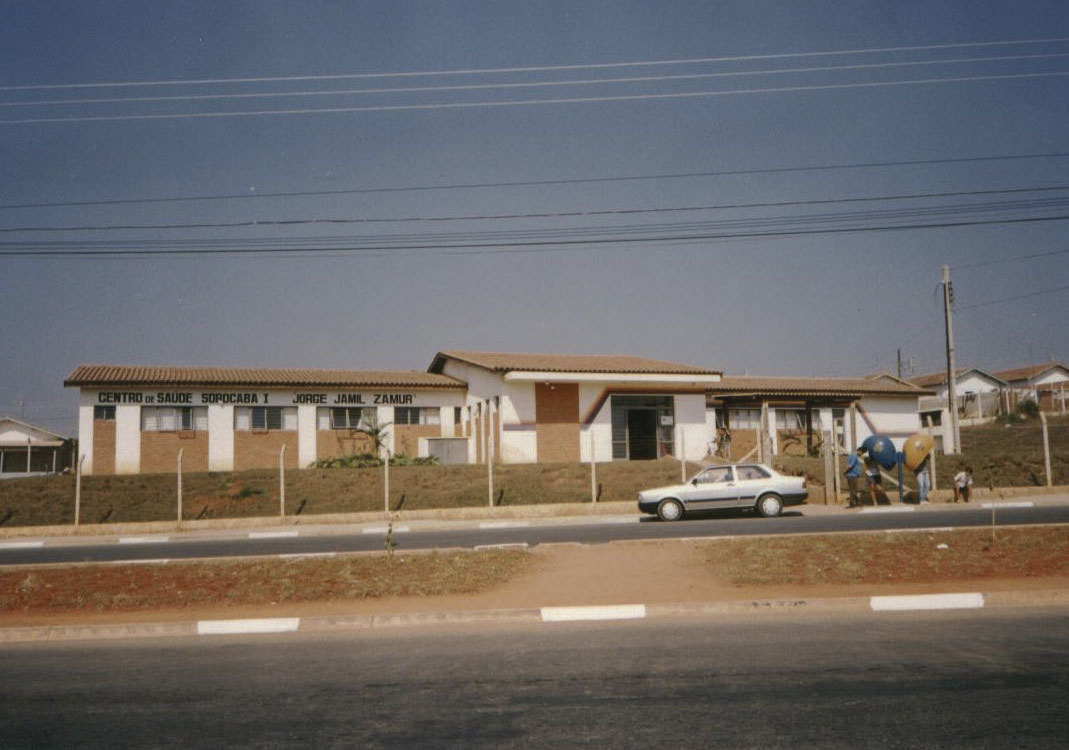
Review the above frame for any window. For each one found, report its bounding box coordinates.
[736,465,772,480]
[235,406,296,431]
[94,405,116,421]
[728,408,761,429]
[696,467,732,483]
[321,407,376,430]
[394,407,440,426]
[142,406,207,432]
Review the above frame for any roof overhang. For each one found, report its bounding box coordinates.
[504,371,722,385]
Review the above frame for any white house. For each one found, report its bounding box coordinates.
[0,416,72,476]
[993,362,1069,413]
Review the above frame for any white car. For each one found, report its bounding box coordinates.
[638,463,808,521]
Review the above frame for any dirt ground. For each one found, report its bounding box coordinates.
[3,539,1066,629]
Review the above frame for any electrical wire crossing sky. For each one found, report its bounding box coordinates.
[2,1,1068,434]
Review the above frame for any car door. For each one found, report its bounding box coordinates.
[679,466,739,510]
[733,464,773,508]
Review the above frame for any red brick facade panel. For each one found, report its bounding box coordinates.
[316,430,375,462]
[233,432,299,471]
[141,432,209,474]
[535,383,580,462]
[92,420,116,475]
[394,424,441,457]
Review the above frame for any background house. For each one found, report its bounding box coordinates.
[993,362,1069,413]
[0,416,73,477]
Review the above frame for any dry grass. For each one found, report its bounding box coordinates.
[0,549,530,614]
[0,458,699,527]
[705,526,1069,586]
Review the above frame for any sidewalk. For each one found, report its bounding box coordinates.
[3,530,1068,644]
[2,487,1067,547]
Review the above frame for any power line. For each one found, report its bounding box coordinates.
[3,150,1068,212]
[4,183,1067,234]
[2,213,1066,258]
[6,52,1068,108]
[950,247,1069,270]
[957,284,1069,310]
[4,36,1067,91]
[3,70,1067,125]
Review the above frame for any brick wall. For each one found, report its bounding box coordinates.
[141,431,209,473]
[535,383,579,462]
[234,431,299,470]
[394,424,440,457]
[92,419,116,475]
[316,430,374,461]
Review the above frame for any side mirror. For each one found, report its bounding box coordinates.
[691,478,698,486]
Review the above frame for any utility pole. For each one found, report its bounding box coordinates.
[897,349,903,379]
[942,265,961,454]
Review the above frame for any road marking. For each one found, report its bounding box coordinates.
[118,536,170,544]
[0,540,44,549]
[883,527,954,534]
[981,501,1033,509]
[479,521,530,529]
[112,558,171,565]
[541,604,647,622]
[362,526,410,534]
[248,530,299,539]
[474,543,529,551]
[197,618,301,635]
[870,593,984,611]
[859,507,915,514]
[278,552,337,559]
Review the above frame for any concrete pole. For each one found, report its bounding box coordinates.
[590,429,597,504]
[831,430,841,500]
[383,436,390,516]
[75,454,85,527]
[680,429,687,482]
[177,449,183,524]
[924,415,938,493]
[1040,412,1053,487]
[487,402,494,508]
[26,437,31,472]
[279,444,286,518]
[943,264,961,454]
[823,430,834,504]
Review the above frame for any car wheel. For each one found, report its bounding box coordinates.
[756,493,783,518]
[657,498,684,522]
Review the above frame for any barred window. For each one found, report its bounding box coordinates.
[235,406,296,431]
[324,407,376,430]
[394,407,440,426]
[94,405,116,421]
[142,406,207,432]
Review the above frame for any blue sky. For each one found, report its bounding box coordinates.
[2,1,1068,435]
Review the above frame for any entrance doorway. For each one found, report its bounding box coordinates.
[611,395,674,460]
[626,410,658,460]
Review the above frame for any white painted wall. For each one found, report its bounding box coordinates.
[674,394,709,462]
[114,404,141,474]
[856,396,923,450]
[297,405,317,467]
[207,404,234,472]
[78,403,94,471]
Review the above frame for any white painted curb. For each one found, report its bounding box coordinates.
[981,501,1034,509]
[196,618,301,635]
[870,593,985,611]
[249,530,299,539]
[479,521,530,529]
[0,540,44,549]
[859,507,915,514]
[362,526,409,534]
[541,604,647,622]
[118,536,170,544]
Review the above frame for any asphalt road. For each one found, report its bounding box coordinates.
[3,608,1066,748]
[2,503,1068,566]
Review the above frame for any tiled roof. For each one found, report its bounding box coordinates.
[429,350,720,376]
[909,368,1007,388]
[992,362,1068,383]
[710,374,932,398]
[64,365,465,389]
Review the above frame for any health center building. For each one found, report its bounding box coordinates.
[66,350,723,475]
